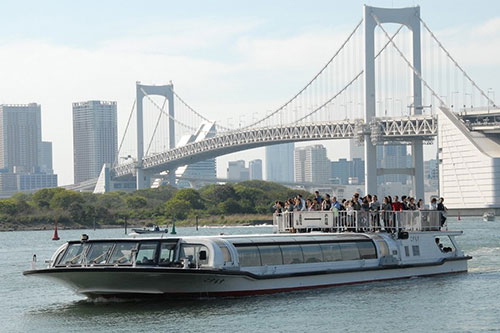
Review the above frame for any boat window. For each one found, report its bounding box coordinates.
[404,246,410,257]
[320,243,342,262]
[237,246,261,267]
[179,244,210,266]
[280,245,304,264]
[357,242,377,259]
[258,245,283,266]
[214,240,232,264]
[301,244,323,263]
[108,242,138,265]
[136,243,158,265]
[412,245,420,256]
[58,243,90,266]
[159,242,177,266]
[85,243,115,265]
[339,242,360,260]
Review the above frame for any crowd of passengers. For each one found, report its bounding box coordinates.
[274,191,448,227]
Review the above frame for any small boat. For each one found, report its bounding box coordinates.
[24,210,470,298]
[130,225,168,235]
[483,212,495,222]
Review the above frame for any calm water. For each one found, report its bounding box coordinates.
[1,219,499,333]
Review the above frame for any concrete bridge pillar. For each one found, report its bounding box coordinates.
[363,5,424,200]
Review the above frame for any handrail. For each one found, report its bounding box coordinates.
[273,210,447,234]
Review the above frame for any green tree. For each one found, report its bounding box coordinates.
[218,198,242,214]
[32,188,65,209]
[126,195,148,209]
[173,188,204,209]
[0,199,19,215]
[50,189,84,210]
[164,198,191,220]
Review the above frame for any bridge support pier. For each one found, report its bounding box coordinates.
[412,140,425,201]
[135,82,175,190]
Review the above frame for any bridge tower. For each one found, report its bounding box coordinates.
[363,5,424,200]
[136,82,175,189]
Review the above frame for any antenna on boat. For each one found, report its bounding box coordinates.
[52,221,60,241]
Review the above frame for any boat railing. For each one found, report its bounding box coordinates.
[273,210,447,233]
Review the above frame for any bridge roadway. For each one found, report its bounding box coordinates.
[113,115,437,179]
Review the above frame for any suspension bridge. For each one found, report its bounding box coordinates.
[83,5,500,210]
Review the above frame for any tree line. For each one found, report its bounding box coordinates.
[0,180,310,228]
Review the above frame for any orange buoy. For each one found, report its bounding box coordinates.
[52,223,60,241]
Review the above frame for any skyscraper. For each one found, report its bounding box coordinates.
[295,145,330,183]
[227,160,249,181]
[0,103,57,193]
[266,143,294,182]
[249,159,263,180]
[0,103,41,173]
[73,101,117,183]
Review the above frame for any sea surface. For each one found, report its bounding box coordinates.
[1,218,499,333]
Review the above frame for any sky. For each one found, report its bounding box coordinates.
[0,0,499,185]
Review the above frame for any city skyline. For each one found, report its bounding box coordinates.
[0,1,499,184]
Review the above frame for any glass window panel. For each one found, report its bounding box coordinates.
[58,243,89,266]
[301,244,323,263]
[357,242,377,259]
[320,243,342,262]
[339,242,360,260]
[412,245,420,256]
[280,245,304,264]
[237,246,261,267]
[179,244,209,266]
[136,243,158,265]
[86,242,114,265]
[108,242,138,265]
[159,242,177,266]
[258,245,283,265]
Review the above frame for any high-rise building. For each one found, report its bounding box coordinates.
[266,143,294,182]
[0,103,57,193]
[249,159,262,180]
[349,139,364,160]
[331,158,365,185]
[227,160,249,181]
[377,145,409,184]
[40,141,53,174]
[295,145,330,183]
[0,103,41,173]
[73,101,118,183]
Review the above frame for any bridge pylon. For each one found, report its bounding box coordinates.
[363,5,424,200]
[135,82,176,189]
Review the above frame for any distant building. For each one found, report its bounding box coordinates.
[377,145,410,184]
[0,103,41,173]
[0,103,57,194]
[424,159,439,186]
[73,100,117,184]
[40,141,53,174]
[349,139,364,160]
[295,145,330,183]
[227,160,249,181]
[331,158,365,185]
[249,159,262,180]
[266,143,294,182]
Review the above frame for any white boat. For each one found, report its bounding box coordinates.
[482,212,495,222]
[130,225,168,235]
[24,210,470,298]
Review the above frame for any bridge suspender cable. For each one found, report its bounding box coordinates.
[292,25,404,124]
[242,19,364,130]
[419,18,496,108]
[115,99,136,167]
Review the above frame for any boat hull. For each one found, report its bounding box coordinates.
[24,257,469,298]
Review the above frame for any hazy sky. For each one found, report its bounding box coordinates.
[0,0,499,185]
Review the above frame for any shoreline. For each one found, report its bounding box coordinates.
[0,215,274,232]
